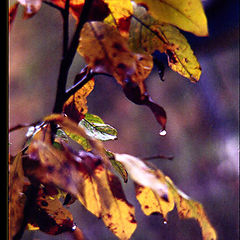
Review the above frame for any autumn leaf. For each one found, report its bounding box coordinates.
[133,0,208,36]
[165,176,217,240]
[113,153,217,239]
[9,152,27,240]
[27,187,74,235]
[78,21,153,95]
[63,78,95,123]
[129,4,201,82]
[76,158,136,240]
[135,183,174,220]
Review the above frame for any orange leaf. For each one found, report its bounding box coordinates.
[63,78,95,123]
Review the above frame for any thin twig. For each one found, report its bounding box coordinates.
[43,0,64,12]
[143,155,174,161]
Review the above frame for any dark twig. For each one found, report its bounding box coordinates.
[43,1,64,12]
[143,155,174,161]
[62,0,70,58]
[53,0,94,114]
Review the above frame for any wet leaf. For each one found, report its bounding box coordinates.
[18,0,42,19]
[135,183,174,220]
[27,187,74,235]
[9,2,19,30]
[133,0,208,36]
[165,176,217,240]
[9,152,27,240]
[129,5,201,82]
[79,113,118,141]
[63,79,95,123]
[78,21,153,95]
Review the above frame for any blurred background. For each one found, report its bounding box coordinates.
[9,0,239,239]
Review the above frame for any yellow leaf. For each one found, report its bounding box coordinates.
[80,163,137,240]
[78,21,153,95]
[165,176,217,240]
[134,0,208,36]
[63,79,95,122]
[129,5,201,82]
[135,183,174,220]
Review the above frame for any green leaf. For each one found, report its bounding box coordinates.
[133,0,208,36]
[67,131,92,151]
[79,113,118,141]
[106,150,128,183]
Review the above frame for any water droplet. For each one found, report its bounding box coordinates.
[163,220,168,224]
[72,224,77,231]
[159,129,167,136]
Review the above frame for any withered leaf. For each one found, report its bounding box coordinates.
[133,0,208,36]
[27,187,74,235]
[9,152,27,240]
[63,79,95,123]
[78,21,153,95]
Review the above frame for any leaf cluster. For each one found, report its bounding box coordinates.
[9,0,217,240]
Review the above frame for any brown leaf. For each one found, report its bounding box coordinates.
[27,187,74,235]
[78,21,153,95]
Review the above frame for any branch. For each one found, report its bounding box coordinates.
[53,0,94,114]
[62,0,70,58]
